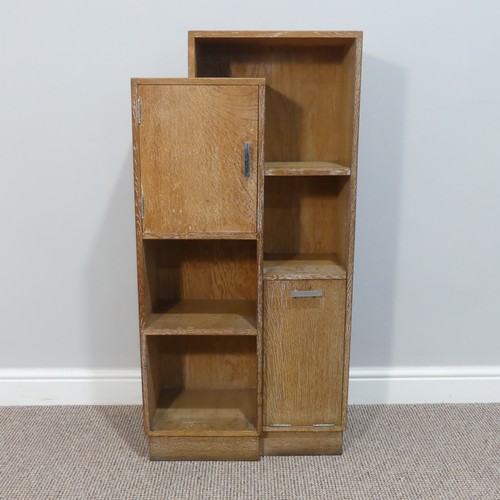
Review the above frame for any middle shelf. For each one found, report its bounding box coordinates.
[145,299,257,336]
[264,161,351,177]
[264,253,346,281]
[141,238,259,336]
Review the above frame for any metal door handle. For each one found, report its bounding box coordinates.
[244,142,251,177]
[290,290,324,298]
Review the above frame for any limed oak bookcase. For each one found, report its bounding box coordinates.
[131,31,362,461]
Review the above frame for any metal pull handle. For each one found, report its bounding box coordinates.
[290,290,324,298]
[244,142,251,178]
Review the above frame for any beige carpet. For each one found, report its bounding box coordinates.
[1,404,499,499]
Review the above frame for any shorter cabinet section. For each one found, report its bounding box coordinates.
[263,280,346,429]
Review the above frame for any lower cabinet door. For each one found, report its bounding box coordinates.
[264,280,346,427]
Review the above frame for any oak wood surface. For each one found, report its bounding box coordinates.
[262,431,343,456]
[133,77,265,86]
[148,335,257,391]
[136,31,362,458]
[341,37,363,426]
[191,37,357,165]
[149,436,260,461]
[143,239,257,306]
[263,280,346,427]
[263,176,349,259]
[150,388,257,435]
[144,299,257,335]
[263,253,346,280]
[137,82,260,235]
[264,161,351,176]
[142,232,258,240]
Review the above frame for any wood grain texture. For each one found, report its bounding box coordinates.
[191,36,357,165]
[142,232,258,240]
[132,80,150,433]
[263,280,345,427]
[263,176,349,259]
[263,253,346,280]
[341,37,363,427]
[189,31,362,44]
[148,335,257,390]
[261,431,343,456]
[150,388,257,436]
[133,77,265,86]
[142,240,257,314]
[149,436,260,461]
[138,82,260,235]
[255,84,265,433]
[264,424,338,432]
[265,161,351,176]
[144,299,257,335]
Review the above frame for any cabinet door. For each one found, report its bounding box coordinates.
[138,83,259,235]
[264,280,345,427]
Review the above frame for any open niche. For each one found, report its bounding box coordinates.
[193,36,358,169]
[263,176,349,280]
[144,335,258,435]
[142,239,258,335]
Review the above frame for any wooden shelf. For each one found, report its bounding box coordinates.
[145,299,257,335]
[150,388,257,436]
[263,254,346,280]
[142,232,258,240]
[264,161,351,177]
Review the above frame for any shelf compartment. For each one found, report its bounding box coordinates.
[193,38,358,166]
[264,254,346,280]
[145,335,257,436]
[151,388,257,436]
[265,161,351,177]
[145,299,257,335]
[141,239,258,332]
[264,176,350,264]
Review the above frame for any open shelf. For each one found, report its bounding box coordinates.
[264,254,346,280]
[145,335,257,436]
[141,239,258,335]
[151,388,257,436]
[264,176,350,268]
[265,161,351,177]
[145,299,257,335]
[193,36,358,167]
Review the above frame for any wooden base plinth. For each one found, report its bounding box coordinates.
[148,436,260,461]
[262,431,343,456]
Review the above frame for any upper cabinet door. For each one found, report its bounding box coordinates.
[135,81,260,236]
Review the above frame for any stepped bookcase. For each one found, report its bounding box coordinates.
[132,31,362,461]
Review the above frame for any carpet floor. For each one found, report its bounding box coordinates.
[1,404,499,499]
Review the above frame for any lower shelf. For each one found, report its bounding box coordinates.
[263,253,346,280]
[264,161,351,176]
[150,388,257,436]
[145,299,257,335]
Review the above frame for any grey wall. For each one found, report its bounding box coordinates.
[1,0,499,371]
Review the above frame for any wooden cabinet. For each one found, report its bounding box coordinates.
[135,80,261,237]
[263,280,346,428]
[132,31,362,460]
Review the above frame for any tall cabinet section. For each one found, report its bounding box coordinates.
[189,32,362,456]
[132,78,266,460]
